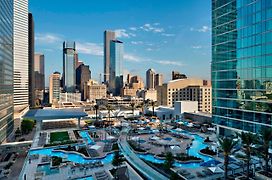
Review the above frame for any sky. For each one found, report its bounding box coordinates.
[29,0,211,86]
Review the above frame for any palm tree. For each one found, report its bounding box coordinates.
[130,102,135,118]
[151,100,156,116]
[94,104,99,120]
[238,132,257,179]
[218,137,239,180]
[258,127,272,173]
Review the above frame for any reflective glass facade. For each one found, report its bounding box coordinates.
[0,0,14,142]
[212,0,272,134]
[63,41,76,92]
[109,40,123,95]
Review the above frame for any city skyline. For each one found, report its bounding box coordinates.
[29,0,211,86]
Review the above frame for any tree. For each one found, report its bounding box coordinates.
[94,104,99,120]
[151,100,156,116]
[112,150,123,167]
[238,132,257,179]
[130,102,135,118]
[257,127,272,173]
[164,152,174,170]
[218,137,238,180]
[21,119,35,134]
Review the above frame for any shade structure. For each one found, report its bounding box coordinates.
[200,160,221,167]
[208,167,224,173]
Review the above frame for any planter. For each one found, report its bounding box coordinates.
[255,171,272,180]
[198,150,216,158]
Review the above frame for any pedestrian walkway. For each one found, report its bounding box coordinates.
[118,130,167,180]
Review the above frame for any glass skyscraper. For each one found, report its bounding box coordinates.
[63,41,76,92]
[212,0,272,135]
[109,40,124,95]
[0,0,14,142]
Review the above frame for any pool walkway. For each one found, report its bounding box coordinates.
[118,129,168,180]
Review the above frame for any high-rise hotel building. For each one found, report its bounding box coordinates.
[13,0,29,111]
[104,30,116,84]
[212,0,272,135]
[0,0,14,142]
[63,41,76,92]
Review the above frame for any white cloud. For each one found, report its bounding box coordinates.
[190,25,210,32]
[124,54,142,62]
[129,27,137,31]
[77,42,103,56]
[161,33,175,37]
[146,48,153,51]
[157,60,184,66]
[115,29,136,38]
[35,33,62,44]
[131,41,143,45]
[140,23,164,33]
[192,45,202,49]
[153,22,160,26]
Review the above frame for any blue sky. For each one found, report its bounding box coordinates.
[29,0,211,86]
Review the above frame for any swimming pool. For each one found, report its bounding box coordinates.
[36,163,59,175]
[79,131,94,145]
[137,129,214,168]
[29,148,114,164]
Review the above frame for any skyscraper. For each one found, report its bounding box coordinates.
[172,71,187,80]
[155,73,163,87]
[34,54,45,102]
[0,0,14,143]
[146,69,156,90]
[109,40,124,95]
[49,72,61,104]
[28,13,35,107]
[63,41,76,92]
[212,0,272,135]
[13,0,29,111]
[76,63,91,99]
[104,30,116,84]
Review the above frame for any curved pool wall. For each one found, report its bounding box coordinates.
[137,129,214,168]
[29,147,114,164]
[79,131,94,145]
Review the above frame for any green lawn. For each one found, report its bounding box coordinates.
[50,131,70,143]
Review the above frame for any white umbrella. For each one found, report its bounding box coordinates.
[170,145,181,151]
[208,167,224,173]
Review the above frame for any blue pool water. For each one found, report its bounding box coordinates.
[79,131,94,145]
[75,176,94,180]
[29,148,114,164]
[36,163,59,175]
[139,139,146,143]
[138,129,214,168]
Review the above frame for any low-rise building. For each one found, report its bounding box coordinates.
[84,80,107,102]
[59,92,81,103]
[157,78,212,113]
[137,89,157,102]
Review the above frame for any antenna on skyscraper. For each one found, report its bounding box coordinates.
[99,73,102,84]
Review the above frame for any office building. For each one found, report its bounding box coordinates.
[157,78,212,113]
[212,0,272,135]
[83,80,107,102]
[0,0,14,143]
[13,0,29,111]
[146,69,156,90]
[172,71,187,80]
[63,41,76,92]
[109,40,124,95]
[76,63,91,96]
[104,30,116,84]
[122,75,144,97]
[49,72,61,104]
[155,73,163,87]
[34,54,45,102]
[28,13,35,107]
[137,89,157,102]
[59,92,81,103]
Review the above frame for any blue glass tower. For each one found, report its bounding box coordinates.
[63,41,76,92]
[0,0,14,142]
[212,0,272,135]
[109,40,124,95]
